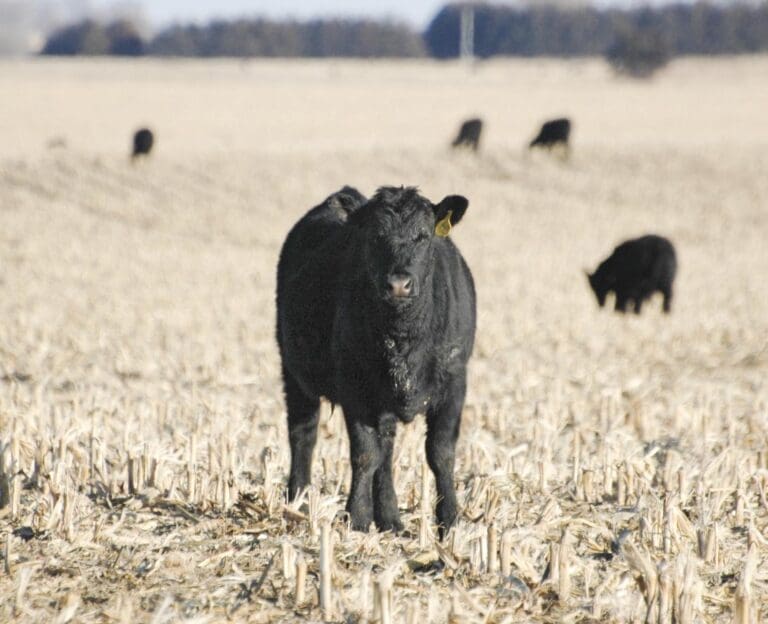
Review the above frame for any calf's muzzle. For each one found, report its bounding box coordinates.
[387,273,414,298]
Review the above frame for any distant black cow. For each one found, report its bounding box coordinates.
[132,128,154,160]
[587,234,677,314]
[452,118,483,151]
[277,186,476,535]
[529,117,571,152]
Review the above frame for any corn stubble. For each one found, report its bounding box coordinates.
[1,57,768,622]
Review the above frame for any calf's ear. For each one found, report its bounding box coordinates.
[433,195,469,232]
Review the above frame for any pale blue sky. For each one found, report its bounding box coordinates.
[86,0,705,29]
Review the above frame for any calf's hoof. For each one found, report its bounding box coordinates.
[436,502,458,540]
[375,516,404,534]
[347,508,375,533]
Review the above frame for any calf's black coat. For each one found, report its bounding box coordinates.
[529,117,571,150]
[132,128,154,160]
[452,118,483,151]
[277,186,476,533]
[587,234,677,314]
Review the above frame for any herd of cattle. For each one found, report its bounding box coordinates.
[130,116,570,159]
[123,118,677,535]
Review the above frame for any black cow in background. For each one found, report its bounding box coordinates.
[277,186,476,535]
[587,234,677,314]
[529,117,571,153]
[452,118,483,151]
[132,128,154,160]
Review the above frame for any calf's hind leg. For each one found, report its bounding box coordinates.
[283,368,320,500]
[426,377,466,537]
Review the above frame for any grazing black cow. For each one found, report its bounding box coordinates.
[132,128,154,160]
[586,234,677,314]
[277,186,476,535]
[529,117,571,151]
[452,118,483,151]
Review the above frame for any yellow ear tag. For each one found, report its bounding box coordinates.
[435,210,453,237]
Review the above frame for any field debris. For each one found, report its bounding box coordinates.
[1,57,768,622]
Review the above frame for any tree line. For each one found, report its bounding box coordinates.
[41,2,768,59]
[41,18,425,58]
[425,2,768,58]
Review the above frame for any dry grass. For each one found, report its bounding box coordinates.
[0,56,767,623]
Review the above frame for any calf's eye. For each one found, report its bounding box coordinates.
[413,231,430,243]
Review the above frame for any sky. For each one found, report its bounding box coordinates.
[84,0,704,30]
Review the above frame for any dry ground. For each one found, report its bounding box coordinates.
[0,56,767,623]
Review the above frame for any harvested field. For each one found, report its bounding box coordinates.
[0,56,767,623]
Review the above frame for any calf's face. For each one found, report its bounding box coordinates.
[358,189,468,306]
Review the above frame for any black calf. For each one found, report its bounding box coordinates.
[277,186,476,534]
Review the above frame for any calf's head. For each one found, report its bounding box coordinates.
[585,269,610,307]
[350,187,468,306]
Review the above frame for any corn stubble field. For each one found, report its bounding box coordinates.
[0,57,767,623]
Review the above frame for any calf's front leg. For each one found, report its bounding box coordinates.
[614,293,628,313]
[426,377,466,538]
[344,411,382,531]
[373,413,402,532]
